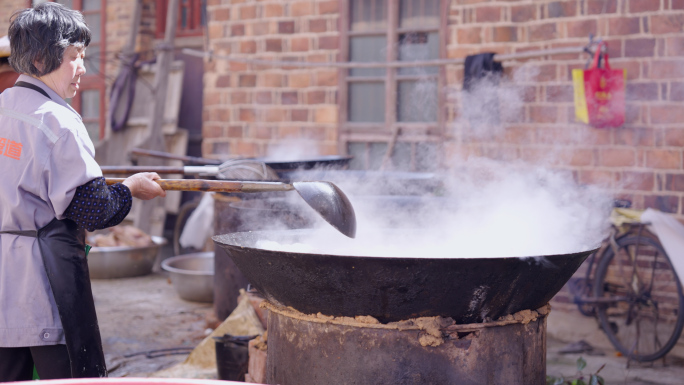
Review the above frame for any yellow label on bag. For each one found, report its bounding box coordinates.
[572,69,589,124]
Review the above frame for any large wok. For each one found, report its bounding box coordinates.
[213,229,594,323]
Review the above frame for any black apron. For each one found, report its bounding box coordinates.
[0,81,107,377]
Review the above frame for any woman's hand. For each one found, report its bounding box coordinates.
[122,172,167,200]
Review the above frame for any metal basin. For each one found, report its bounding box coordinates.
[213,229,594,323]
[88,236,166,279]
[162,252,215,303]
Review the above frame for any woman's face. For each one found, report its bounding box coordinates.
[37,45,86,100]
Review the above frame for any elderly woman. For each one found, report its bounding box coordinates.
[0,3,166,381]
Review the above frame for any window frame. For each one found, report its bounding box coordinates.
[155,0,206,39]
[339,0,448,171]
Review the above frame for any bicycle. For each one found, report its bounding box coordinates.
[569,200,684,362]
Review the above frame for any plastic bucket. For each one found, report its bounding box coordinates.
[213,334,257,381]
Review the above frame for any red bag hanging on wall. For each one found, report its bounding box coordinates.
[573,42,626,128]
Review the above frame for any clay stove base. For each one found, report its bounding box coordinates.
[263,302,548,385]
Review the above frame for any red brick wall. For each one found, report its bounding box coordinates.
[202,0,341,158]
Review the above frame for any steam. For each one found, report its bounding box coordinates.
[245,62,614,259]
[255,158,611,258]
[265,138,320,161]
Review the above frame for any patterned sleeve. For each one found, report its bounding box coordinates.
[63,177,133,231]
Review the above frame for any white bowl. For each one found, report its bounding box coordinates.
[162,252,215,303]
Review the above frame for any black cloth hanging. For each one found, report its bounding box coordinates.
[463,53,503,91]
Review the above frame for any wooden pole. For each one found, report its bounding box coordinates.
[146,0,179,153]
[123,0,142,57]
[182,46,588,69]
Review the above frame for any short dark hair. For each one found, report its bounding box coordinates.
[8,2,91,76]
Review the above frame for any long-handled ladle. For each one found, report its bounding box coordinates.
[105,178,357,238]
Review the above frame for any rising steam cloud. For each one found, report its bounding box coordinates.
[253,63,614,258]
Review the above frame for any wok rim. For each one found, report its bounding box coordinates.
[212,229,599,262]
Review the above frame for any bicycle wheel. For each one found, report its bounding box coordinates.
[593,235,684,361]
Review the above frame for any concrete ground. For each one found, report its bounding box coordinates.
[92,272,216,377]
[546,336,684,385]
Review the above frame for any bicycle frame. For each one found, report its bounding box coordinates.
[570,213,654,312]
[569,206,684,362]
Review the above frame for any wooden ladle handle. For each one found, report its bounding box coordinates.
[105,178,293,193]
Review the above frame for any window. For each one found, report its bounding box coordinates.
[341,0,445,171]
[155,0,207,39]
[33,0,106,144]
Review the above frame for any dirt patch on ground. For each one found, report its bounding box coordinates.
[91,272,219,377]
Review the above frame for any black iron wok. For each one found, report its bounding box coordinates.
[128,148,352,172]
[213,229,594,323]
[261,155,353,172]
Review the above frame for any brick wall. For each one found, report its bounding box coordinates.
[202,0,341,158]
[0,1,28,37]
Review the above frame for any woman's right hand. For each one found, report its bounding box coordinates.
[122,172,167,200]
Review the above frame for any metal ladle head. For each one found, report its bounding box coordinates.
[292,181,357,239]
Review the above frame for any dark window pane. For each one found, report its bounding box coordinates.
[181,6,188,29]
[83,0,101,11]
[424,0,440,19]
[369,142,388,170]
[81,89,100,119]
[350,0,387,31]
[416,142,438,171]
[397,80,437,122]
[349,36,387,77]
[347,142,366,170]
[85,45,100,75]
[85,13,101,43]
[201,0,207,26]
[349,82,385,123]
[398,32,439,75]
[400,0,439,29]
[391,142,412,170]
